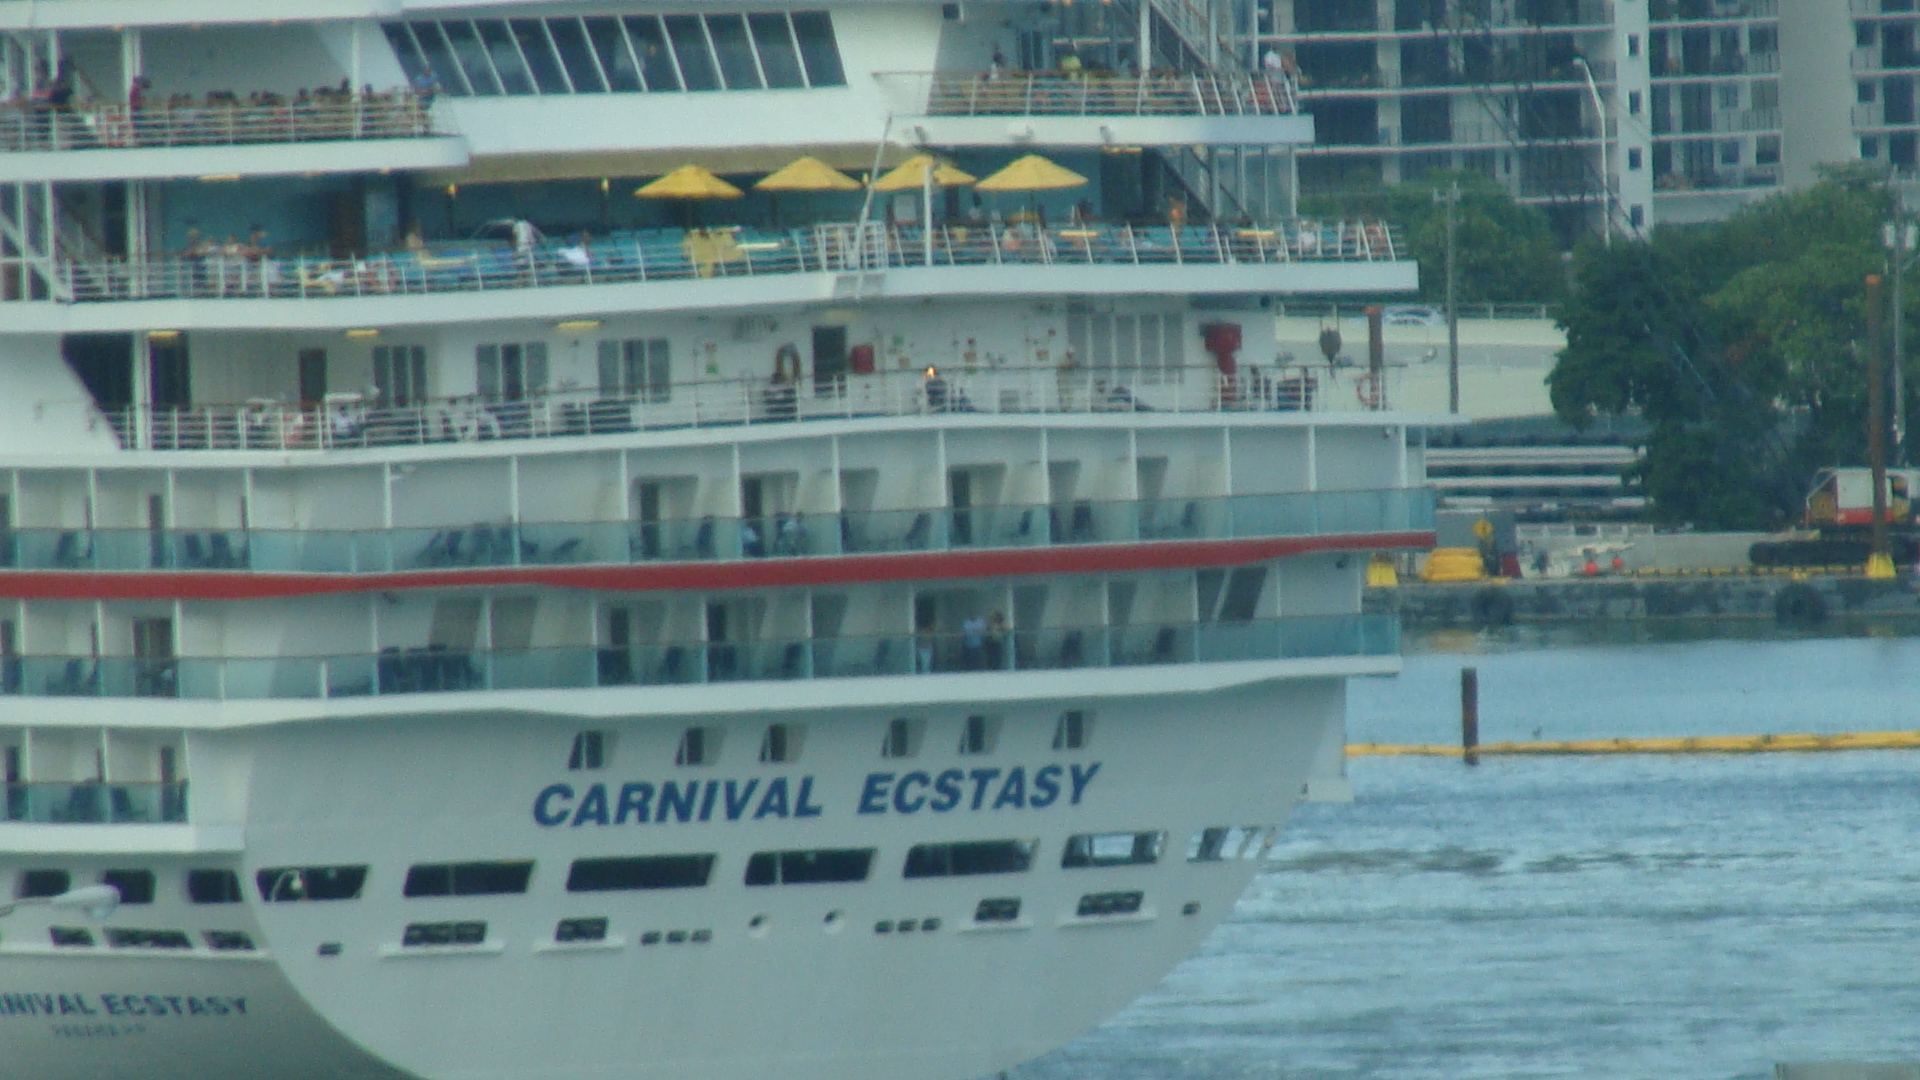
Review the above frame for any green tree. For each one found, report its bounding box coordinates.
[1300,172,1565,304]
[1550,165,1894,527]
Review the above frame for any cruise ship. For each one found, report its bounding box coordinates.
[0,3,1429,1080]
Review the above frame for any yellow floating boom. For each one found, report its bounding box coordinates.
[1347,730,1920,757]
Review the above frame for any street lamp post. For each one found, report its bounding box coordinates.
[1572,56,1611,247]
[1885,211,1918,466]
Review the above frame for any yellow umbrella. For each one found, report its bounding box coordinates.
[871,154,976,193]
[974,154,1088,192]
[754,156,862,192]
[634,165,744,199]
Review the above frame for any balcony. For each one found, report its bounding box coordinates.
[874,71,1311,147]
[2,781,187,824]
[0,92,466,182]
[0,486,1435,575]
[0,614,1402,701]
[27,218,1406,328]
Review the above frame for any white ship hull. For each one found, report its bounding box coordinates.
[1,672,1359,1080]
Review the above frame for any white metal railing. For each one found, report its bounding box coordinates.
[49,218,1401,304]
[0,93,440,153]
[878,70,1299,117]
[71,357,1394,454]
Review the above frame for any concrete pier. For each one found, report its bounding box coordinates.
[1369,574,1920,628]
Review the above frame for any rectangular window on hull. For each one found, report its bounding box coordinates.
[1076,890,1144,917]
[569,731,607,770]
[1053,709,1092,751]
[17,869,69,899]
[105,928,192,949]
[974,897,1022,922]
[1061,831,1164,869]
[566,854,714,892]
[100,869,155,905]
[556,917,609,942]
[187,869,244,904]
[1188,826,1271,862]
[403,861,534,898]
[403,921,487,947]
[743,847,873,885]
[204,930,256,951]
[257,865,369,902]
[49,927,93,947]
[881,718,922,759]
[903,840,1037,878]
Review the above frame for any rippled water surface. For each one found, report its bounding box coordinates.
[1013,628,1920,1080]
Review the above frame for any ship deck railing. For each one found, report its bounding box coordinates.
[874,70,1301,116]
[50,217,1401,304]
[0,92,439,152]
[0,486,1433,574]
[0,614,1399,702]
[1,780,188,825]
[87,358,1396,452]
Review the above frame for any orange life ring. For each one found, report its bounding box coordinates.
[1355,372,1383,409]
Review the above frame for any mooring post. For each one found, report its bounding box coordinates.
[1461,666,1480,766]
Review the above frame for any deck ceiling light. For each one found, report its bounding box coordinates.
[198,173,242,182]
[556,319,602,332]
[345,328,381,339]
[146,329,181,341]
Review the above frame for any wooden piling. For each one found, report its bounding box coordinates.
[1461,666,1479,766]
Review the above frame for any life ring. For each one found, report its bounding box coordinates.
[1355,372,1383,409]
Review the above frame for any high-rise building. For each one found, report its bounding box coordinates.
[1271,0,1916,237]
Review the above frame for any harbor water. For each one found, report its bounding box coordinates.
[1015,624,1920,1080]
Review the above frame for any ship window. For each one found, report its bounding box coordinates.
[664,15,722,91]
[583,17,643,92]
[640,930,663,945]
[598,339,672,402]
[17,869,69,899]
[101,869,155,905]
[974,897,1021,922]
[1066,305,1186,385]
[475,20,536,94]
[386,12,841,95]
[404,861,534,898]
[958,714,999,755]
[186,869,243,904]
[568,731,607,770]
[106,928,192,949]
[791,11,846,87]
[567,854,714,892]
[748,13,805,88]
[624,16,683,91]
[510,18,572,93]
[204,930,256,951]
[476,342,548,403]
[759,723,803,764]
[256,865,370,902]
[403,921,488,947]
[49,927,94,947]
[1076,891,1145,917]
[903,839,1037,878]
[1061,831,1165,869]
[441,21,503,95]
[1187,826,1267,862]
[881,718,922,759]
[676,726,720,766]
[1052,709,1091,750]
[556,917,609,942]
[743,847,874,886]
[706,14,764,89]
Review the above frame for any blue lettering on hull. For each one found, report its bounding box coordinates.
[534,763,1100,826]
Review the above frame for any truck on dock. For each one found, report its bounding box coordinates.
[1749,467,1920,567]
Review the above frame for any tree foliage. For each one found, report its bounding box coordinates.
[1300,171,1565,304]
[1550,164,1896,528]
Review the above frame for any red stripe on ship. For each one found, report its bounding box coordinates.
[0,532,1434,601]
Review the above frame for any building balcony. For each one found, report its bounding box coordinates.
[0,93,467,182]
[873,71,1311,147]
[18,218,1409,330]
[0,485,1434,575]
[0,613,1402,702]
